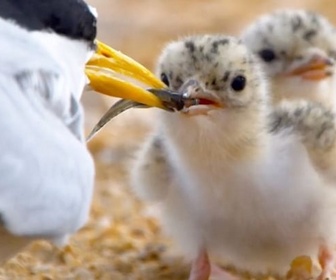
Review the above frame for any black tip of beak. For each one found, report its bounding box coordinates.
[147,88,185,111]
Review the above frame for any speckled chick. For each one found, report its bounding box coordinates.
[270,100,336,186]
[130,35,336,280]
[241,9,336,108]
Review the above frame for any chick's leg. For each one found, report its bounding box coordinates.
[317,244,336,280]
[210,264,239,280]
[189,250,238,280]
[130,134,172,201]
[189,250,211,280]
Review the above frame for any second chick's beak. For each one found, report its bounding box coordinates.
[286,54,334,81]
[86,40,181,109]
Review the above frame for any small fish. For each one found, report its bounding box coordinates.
[86,89,199,142]
[86,99,146,142]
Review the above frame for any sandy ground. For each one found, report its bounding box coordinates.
[1,1,336,279]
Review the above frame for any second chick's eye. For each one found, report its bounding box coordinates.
[160,73,170,87]
[231,75,246,91]
[258,49,276,62]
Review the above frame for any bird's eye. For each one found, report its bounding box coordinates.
[258,49,276,62]
[231,75,246,91]
[160,73,170,86]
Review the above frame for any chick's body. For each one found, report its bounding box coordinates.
[242,10,336,187]
[131,35,336,278]
[158,113,333,274]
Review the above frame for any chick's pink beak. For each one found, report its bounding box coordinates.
[286,55,334,81]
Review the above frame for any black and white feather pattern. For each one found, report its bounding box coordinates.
[0,1,95,262]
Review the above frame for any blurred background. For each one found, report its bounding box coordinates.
[1,1,336,279]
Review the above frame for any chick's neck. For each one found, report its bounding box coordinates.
[160,106,270,164]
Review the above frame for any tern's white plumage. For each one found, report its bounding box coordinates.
[0,1,96,262]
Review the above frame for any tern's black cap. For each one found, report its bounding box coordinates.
[0,0,97,43]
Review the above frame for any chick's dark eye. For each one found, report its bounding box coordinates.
[160,73,169,86]
[231,75,246,91]
[258,49,276,62]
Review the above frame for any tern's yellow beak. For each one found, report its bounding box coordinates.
[85,40,166,108]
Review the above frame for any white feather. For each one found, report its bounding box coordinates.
[133,108,336,275]
[131,35,336,277]
[0,17,94,262]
